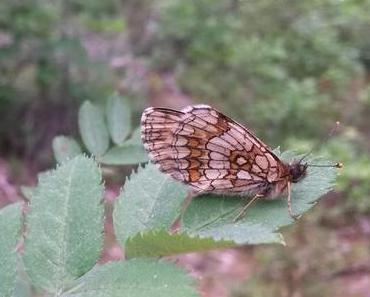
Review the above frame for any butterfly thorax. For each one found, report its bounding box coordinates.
[287,162,308,183]
[256,161,307,200]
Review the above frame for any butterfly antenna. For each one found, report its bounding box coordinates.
[298,121,341,164]
[307,162,343,168]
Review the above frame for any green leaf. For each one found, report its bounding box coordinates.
[78,101,109,156]
[125,229,234,258]
[125,126,142,145]
[182,152,337,245]
[52,136,82,163]
[101,125,147,165]
[0,203,22,297]
[113,163,188,245]
[13,282,31,297]
[20,186,34,200]
[106,93,132,145]
[183,197,285,245]
[23,156,104,293]
[62,259,199,297]
[13,274,32,297]
[100,143,148,165]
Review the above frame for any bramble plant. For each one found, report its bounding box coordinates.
[0,94,338,297]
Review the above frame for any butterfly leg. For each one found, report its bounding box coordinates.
[287,182,300,220]
[232,194,263,222]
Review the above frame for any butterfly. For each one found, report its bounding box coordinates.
[140,104,341,219]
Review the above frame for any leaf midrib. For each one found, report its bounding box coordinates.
[57,160,76,292]
[88,107,101,153]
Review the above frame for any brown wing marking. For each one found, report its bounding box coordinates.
[141,104,288,195]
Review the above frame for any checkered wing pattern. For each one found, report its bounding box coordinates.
[141,105,288,195]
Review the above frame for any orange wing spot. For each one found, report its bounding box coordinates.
[189,148,203,158]
[230,150,257,170]
[188,138,200,148]
[189,159,201,169]
[230,151,241,162]
[200,150,210,158]
[189,169,201,182]
[193,129,209,139]
[241,163,252,171]
[216,116,229,131]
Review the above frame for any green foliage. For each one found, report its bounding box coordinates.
[62,259,198,297]
[1,0,368,295]
[114,152,337,258]
[0,156,198,297]
[114,163,188,244]
[53,136,82,163]
[23,156,104,292]
[150,0,367,140]
[106,93,132,145]
[0,150,337,296]
[2,156,200,296]
[0,0,117,104]
[321,137,370,213]
[0,1,57,38]
[79,101,110,157]
[13,274,32,297]
[125,229,234,258]
[0,203,22,297]
[20,186,35,201]
[101,144,148,165]
[54,93,148,165]
[0,0,118,164]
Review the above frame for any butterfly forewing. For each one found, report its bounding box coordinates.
[141,105,289,196]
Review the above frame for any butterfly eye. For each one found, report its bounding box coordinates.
[289,166,306,183]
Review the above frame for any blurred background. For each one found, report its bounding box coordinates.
[1,0,370,296]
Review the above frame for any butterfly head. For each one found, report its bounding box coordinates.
[289,162,308,183]
[288,160,343,183]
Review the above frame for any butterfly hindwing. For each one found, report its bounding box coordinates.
[141,105,287,195]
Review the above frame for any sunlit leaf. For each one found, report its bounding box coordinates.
[78,101,109,156]
[106,93,131,145]
[125,126,142,145]
[0,203,22,297]
[113,163,187,245]
[23,156,104,293]
[101,143,148,165]
[62,259,199,297]
[20,186,34,201]
[125,229,234,258]
[12,265,33,297]
[52,136,82,163]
